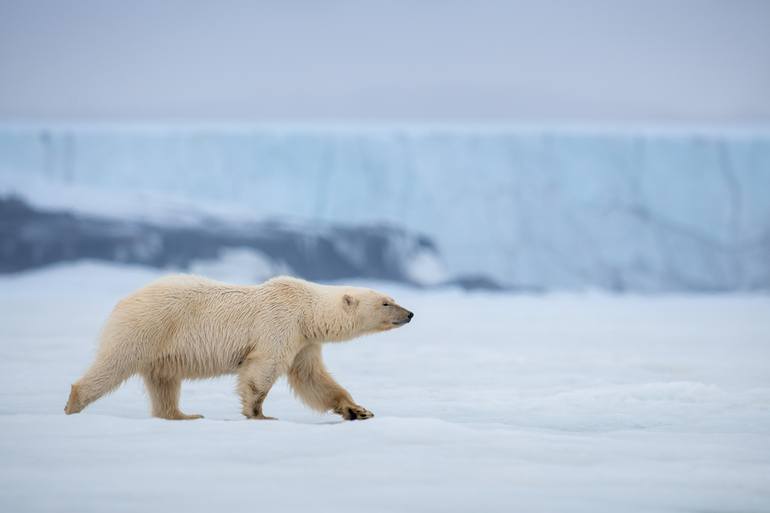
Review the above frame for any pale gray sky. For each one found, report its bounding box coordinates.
[1,0,768,124]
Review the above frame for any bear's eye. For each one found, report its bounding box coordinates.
[382,302,390,307]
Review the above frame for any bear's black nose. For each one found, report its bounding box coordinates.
[407,311,414,320]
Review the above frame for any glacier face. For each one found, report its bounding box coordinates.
[1,126,769,291]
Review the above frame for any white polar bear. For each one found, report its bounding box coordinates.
[64,275,413,420]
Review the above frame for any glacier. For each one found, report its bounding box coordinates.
[1,125,769,291]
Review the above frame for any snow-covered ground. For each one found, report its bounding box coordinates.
[1,262,770,512]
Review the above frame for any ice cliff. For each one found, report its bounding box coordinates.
[1,126,768,291]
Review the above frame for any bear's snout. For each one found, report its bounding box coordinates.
[391,308,414,326]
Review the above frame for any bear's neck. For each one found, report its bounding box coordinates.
[303,295,358,343]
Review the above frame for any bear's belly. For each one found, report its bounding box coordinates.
[145,347,247,379]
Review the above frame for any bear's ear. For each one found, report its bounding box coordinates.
[343,294,359,309]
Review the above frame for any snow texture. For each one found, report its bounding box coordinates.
[1,263,769,512]
[1,126,769,291]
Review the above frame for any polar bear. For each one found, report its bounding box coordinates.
[64,275,413,421]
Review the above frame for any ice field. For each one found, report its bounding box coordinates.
[1,262,769,512]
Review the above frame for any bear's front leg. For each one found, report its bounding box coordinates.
[237,355,279,420]
[288,344,375,421]
[333,403,374,421]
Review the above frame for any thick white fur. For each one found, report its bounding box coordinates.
[64,275,412,420]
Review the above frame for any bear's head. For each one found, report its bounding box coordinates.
[341,288,414,336]
[303,282,414,342]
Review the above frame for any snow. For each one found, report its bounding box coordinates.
[1,262,770,512]
[188,247,291,284]
[2,126,770,291]
[401,247,448,286]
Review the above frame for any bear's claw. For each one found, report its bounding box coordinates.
[335,405,374,421]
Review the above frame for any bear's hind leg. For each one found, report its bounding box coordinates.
[143,374,202,420]
[65,351,136,415]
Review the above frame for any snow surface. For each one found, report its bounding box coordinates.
[2,126,770,291]
[1,262,770,512]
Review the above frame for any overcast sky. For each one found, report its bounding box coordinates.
[1,0,768,124]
